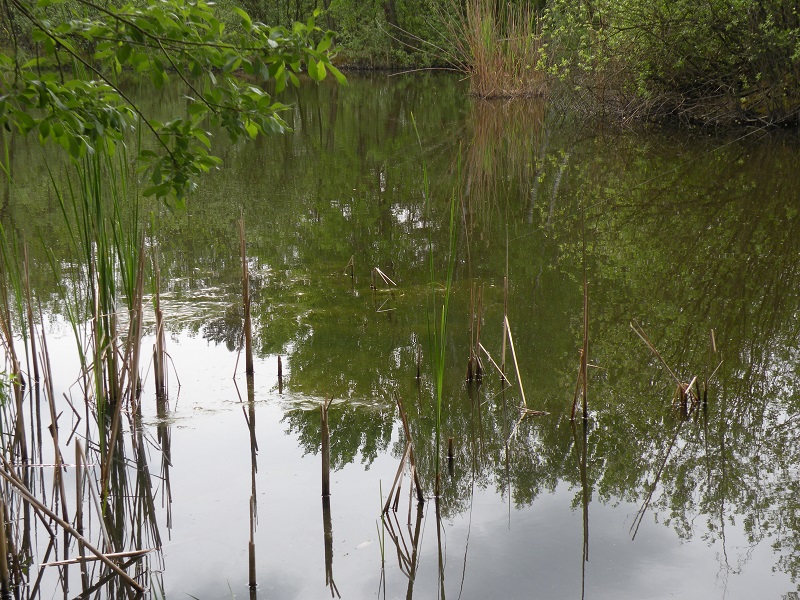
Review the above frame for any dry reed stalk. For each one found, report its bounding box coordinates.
[22,244,39,384]
[467,284,475,382]
[38,322,70,523]
[321,397,332,497]
[75,441,89,591]
[0,306,28,463]
[504,316,527,409]
[372,267,397,288]
[0,497,9,597]
[475,284,484,380]
[0,457,144,592]
[248,494,256,588]
[395,393,425,503]
[240,213,254,376]
[322,496,340,598]
[75,441,113,553]
[344,256,354,291]
[571,241,589,421]
[630,421,683,540]
[40,548,155,567]
[104,234,146,496]
[153,247,167,400]
[501,275,508,378]
[382,442,411,515]
[478,342,505,378]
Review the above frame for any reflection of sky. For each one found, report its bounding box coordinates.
[94,333,790,600]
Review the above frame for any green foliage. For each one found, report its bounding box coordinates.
[0,0,341,203]
[237,0,443,68]
[544,0,800,125]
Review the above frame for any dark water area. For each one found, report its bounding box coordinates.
[2,72,800,599]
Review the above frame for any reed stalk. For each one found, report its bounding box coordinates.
[0,456,144,592]
[152,247,167,400]
[21,244,39,384]
[240,212,254,376]
[571,204,589,421]
[248,495,256,589]
[0,497,9,597]
[321,397,332,498]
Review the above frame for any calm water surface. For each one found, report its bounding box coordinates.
[3,73,800,599]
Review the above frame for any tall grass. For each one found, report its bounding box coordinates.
[439,0,546,98]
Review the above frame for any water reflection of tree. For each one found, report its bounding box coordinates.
[8,73,800,584]
[282,127,800,582]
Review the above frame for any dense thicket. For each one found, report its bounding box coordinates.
[544,0,800,125]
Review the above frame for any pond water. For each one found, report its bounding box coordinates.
[2,73,800,599]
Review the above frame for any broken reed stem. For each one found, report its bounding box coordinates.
[630,321,680,385]
[321,397,332,498]
[0,457,144,592]
[504,317,527,409]
[40,548,155,567]
[240,212,254,376]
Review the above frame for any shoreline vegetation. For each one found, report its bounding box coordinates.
[3,0,799,127]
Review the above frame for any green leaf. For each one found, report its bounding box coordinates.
[327,63,347,86]
[116,43,132,64]
[13,111,36,134]
[223,56,242,73]
[232,7,252,29]
[317,32,334,54]
[244,119,258,138]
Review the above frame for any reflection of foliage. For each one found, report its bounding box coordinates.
[285,402,395,470]
[8,75,800,583]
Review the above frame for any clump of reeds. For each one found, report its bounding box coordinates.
[439,0,547,98]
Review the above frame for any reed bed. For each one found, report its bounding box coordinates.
[439,0,547,99]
